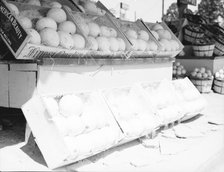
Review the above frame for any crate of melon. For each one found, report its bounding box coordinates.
[68,9,132,58]
[22,90,123,169]
[141,21,184,58]
[0,1,99,60]
[109,17,161,58]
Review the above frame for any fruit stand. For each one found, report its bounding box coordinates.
[1,0,216,170]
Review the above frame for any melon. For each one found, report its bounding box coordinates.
[42,97,59,118]
[97,8,106,16]
[46,8,67,23]
[18,16,32,29]
[40,28,59,47]
[159,39,172,51]
[151,30,159,40]
[7,3,19,16]
[138,30,149,41]
[87,36,98,51]
[156,29,172,40]
[109,37,119,52]
[65,116,85,136]
[25,0,41,6]
[117,38,126,51]
[137,39,147,51]
[125,29,138,39]
[152,23,163,31]
[88,22,100,37]
[48,1,62,8]
[59,94,84,117]
[147,41,158,51]
[58,21,76,34]
[72,34,86,49]
[100,26,111,37]
[170,39,179,50]
[96,36,110,52]
[27,28,41,44]
[82,1,98,14]
[58,31,74,49]
[109,28,117,37]
[129,38,138,50]
[79,22,89,36]
[36,17,57,31]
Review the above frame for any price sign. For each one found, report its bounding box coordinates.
[0,1,27,56]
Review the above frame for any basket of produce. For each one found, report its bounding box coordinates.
[213,35,224,56]
[213,67,224,94]
[183,14,207,26]
[189,67,214,93]
[192,38,215,57]
[183,25,205,44]
[203,24,224,38]
[172,61,187,80]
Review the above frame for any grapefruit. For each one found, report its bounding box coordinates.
[126,29,138,39]
[7,3,19,16]
[58,31,74,49]
[36,17,57,31]
[109,37,119,52]
[72,34,86,49]
[58,21,76,34]
[96,36,110,52]
[39,28,59,47]
[27,28,41,44]
[46,8,67,23]
[138,30,149,41]
[88,22,100,37]
[100,26,111,37]
[18,16,32,29]
[87,36,98,51]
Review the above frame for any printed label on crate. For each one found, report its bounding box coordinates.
[0,1,27,55]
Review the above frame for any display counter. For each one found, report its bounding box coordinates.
[0,56,174,108]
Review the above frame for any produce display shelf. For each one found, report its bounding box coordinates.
[40,56,175,66]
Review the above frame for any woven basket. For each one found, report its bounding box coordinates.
[190,78,213,93]
[184,25,205,44]
[213,36,224,56]
[213,78,224,94]
[192,44,215,57]
[184,14,207,26]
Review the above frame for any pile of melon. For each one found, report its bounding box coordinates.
[73,13,126,52]
[150,23,180,51]
[120,24,158,51]
[103,87,160,138]
[7,2,87,50]
[42,92,122,157]
[77,0,106,16]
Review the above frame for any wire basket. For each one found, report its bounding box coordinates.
[192,44,215,57]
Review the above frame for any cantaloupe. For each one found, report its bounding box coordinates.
[88,22,100,37]
[18,16,32,29]
[87,36,98,50]
[117,38,126,51]
[151,23,163,31]
[109,37,119,52]
[59,94,84,117]
[25,0,41,6]
[46,8,67,23]
[96,36,110,52]
[147,40,158,51]
[100,26,111,37]
[156,29,172,40]
[138,30,149,41]
[79,22,89,36]
[27,28,41,44]
[82,0,98,14]
[36,17,57,31]
[109,28,117,37]
[137,39,147,51]
[72,34,86,49]
[125,29,138,39]
[58,31,74,49]
[58,21,76,34]
[7,3,19,16]
[39,28,59,47]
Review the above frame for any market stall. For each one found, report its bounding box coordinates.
[1,0,221,171]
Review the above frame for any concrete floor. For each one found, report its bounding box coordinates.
[0,92,223,171]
